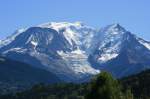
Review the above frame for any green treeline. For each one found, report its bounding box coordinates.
[1,70,150,99]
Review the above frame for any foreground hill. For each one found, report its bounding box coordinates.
[121,69,150,98]
[0,56,60,94]
[1,70,150,99]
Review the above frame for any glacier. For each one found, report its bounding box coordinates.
[0,22,150,82]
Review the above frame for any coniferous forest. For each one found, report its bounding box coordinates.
[0,70,150,99]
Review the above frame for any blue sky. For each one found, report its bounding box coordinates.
[0,0,150,40]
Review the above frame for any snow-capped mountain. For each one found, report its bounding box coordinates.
[90,24,126,63]
[39,22,97,53]
[0,22,99,82]
[0,28,27,48]
[0,22,150,82]
[89,24,150,77]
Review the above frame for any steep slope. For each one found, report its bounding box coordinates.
[0,29,26,48]
[89,24,150,78]
[38,22,97,53]
[0,56,60,94]
[0,22,99,82]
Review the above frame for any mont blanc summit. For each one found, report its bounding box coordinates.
[0,22,150,82]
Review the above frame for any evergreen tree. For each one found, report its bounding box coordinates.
[85,72,126,99]
[124,88,134,99]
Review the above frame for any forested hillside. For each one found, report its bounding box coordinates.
[1,70,150,99]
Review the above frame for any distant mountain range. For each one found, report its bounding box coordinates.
[0,22,150,85]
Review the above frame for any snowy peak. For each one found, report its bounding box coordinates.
[108,23,123,29]
[38,22,86,31]
[38,22,96,52]
[93,24,136,63]
[101,23,126,36]
[0,22,96,54]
